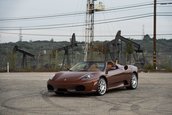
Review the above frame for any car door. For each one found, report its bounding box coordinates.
[107,68,131,88]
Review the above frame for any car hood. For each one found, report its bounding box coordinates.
[53,71,99,82]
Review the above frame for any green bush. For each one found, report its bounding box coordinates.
[144,63,154,72]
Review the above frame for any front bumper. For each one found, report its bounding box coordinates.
[47,79,98,93]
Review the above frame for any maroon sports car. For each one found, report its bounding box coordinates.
[47,61,138,96]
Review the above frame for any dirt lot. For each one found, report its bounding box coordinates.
[0,72,171,115]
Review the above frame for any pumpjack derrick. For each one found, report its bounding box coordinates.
[106,30,145,68]
[13,45,35,68]
[88,30,145,68]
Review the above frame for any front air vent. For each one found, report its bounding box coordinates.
[75,85,85,91]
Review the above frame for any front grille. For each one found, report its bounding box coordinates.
[47,85,54,91]
[75,85,85,91]
[57,88,67,92]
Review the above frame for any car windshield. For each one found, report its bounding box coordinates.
[70,62,105,72]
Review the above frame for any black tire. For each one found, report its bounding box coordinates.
[128,73,138,89]
[97,78,107,96]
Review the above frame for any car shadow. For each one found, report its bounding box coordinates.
[46,87,130,98]
[54,92,97,98]
[106,87,129,94]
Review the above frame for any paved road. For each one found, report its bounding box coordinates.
[0,72,172,115]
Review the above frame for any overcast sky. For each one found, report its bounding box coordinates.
[0,0,172,43]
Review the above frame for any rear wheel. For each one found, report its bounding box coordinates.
[97,78,107,96]
[128,73,138,89]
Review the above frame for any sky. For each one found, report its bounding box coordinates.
[0,0,172,43]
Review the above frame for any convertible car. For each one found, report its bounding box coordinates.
[47,61,138,96]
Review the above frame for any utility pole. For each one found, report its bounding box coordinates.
[153,0,157,69]
[84,0,95,61]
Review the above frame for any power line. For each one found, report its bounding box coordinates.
[103,3,153,12]
[0,2,153,22]
[3,1,171,23]
[0,22,82,29]
[0,13,152,29]
[0,11,171,30]
[0,13,157,30]
[157,2,172,5]
[1,13,171,31]
[0,12,84,22]
[1,31,172,37]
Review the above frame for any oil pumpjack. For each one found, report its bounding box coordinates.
[13,45,35,68]
[107,31,145,67]
[89,30,145,68]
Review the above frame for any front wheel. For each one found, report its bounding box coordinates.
[128,73,138,89]
[97,78,107,96]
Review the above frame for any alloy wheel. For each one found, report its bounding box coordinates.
[97,78,107,95]
[131,74,138,89]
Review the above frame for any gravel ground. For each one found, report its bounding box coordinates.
[0,72,172,115]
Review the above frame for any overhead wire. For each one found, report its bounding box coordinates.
[0,12,171,30]
[0,2,154,22]
[0,0,171,41]
[103,3,153,12]
[0,12,85,22]
[0,11,171,29]
[0,1,171,30]
[0,31,172,37]
[0,1,171,23]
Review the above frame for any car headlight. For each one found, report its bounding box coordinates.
[49,75,55,80]
[80,73,94,80]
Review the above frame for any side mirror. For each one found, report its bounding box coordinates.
[124,65,128,70]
